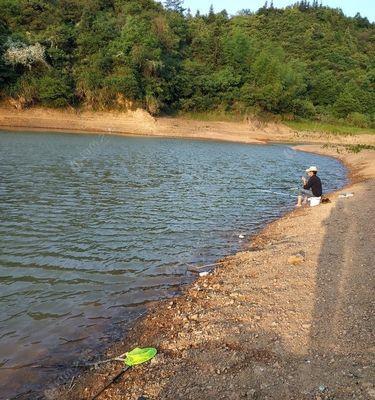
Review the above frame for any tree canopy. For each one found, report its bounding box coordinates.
[0,0,374,126]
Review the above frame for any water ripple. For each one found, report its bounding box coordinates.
[0,132,347,397]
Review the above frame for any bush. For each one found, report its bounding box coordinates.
[291,99,316,118]
[346,112,369,128]
[333,86,362,118]
[37,72,73,107]
[7,74,39,106]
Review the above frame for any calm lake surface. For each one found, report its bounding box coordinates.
[0,132,347,398]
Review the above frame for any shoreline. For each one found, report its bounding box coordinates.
[1,111,374,399]
[1,106,375,147]
[52,144,374,400]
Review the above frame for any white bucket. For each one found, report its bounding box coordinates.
[308,197,321,207]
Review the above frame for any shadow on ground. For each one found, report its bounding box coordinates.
[154,182,374,400]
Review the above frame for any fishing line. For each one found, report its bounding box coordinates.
[254,189,298,198]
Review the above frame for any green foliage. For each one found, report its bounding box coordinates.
[0,0,373,126]
[241,46,307,114]
[346,112,370,128]
[291,99,316,118]
[164,0,184,13]
[285,119,375,136]
[308,70,340,106]
[222,29,254,74]
[0,19,11,90]
[333,84,362,117]
[37,71,73,107]
[7,72,39,105]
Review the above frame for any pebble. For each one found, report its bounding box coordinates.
[318,384,327,392]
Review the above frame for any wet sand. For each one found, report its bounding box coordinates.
[49,145,375,400]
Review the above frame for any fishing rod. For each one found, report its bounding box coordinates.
[245,185,299,198]
[255,188,298,198]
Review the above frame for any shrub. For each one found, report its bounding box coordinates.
[346,112,369,128]
[38,72,73,107]
[291,99,316,118]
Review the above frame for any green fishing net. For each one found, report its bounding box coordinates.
[124,347,157,367]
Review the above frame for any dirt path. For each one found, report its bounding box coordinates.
[51,146,374,400]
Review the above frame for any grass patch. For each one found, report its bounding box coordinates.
[284,120,375,136]
[322,143,375,153]
[177,111,245,122]
[345,144,375,153]
[174,113,375,137]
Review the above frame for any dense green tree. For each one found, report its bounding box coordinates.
[0,18,12,89]
[37,70,73,107]
[222,28,254,75]
[334,84,362,117]
[240,46,307,114]
[308,70,340,106]
[0,0,373,125]
[164,0,184,13]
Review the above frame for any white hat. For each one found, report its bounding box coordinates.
[306,166,318,172]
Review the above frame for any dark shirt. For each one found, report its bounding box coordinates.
[304,175,322,197]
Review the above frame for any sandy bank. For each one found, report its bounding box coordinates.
[1,106,375,146]
[51,145,374,400]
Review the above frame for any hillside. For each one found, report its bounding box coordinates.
[0,0,374,128]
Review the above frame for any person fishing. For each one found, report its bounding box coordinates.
[296,166,322,207]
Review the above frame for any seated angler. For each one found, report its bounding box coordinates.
[296,166,322,207]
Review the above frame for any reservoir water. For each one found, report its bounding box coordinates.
[0,132,347,398]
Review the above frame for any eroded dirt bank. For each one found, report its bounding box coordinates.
[1,106,375,146]
[48,146,374,400]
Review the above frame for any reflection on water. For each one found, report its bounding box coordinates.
[0,132,347,397]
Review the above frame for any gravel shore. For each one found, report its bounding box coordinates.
[51,145,375,400]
